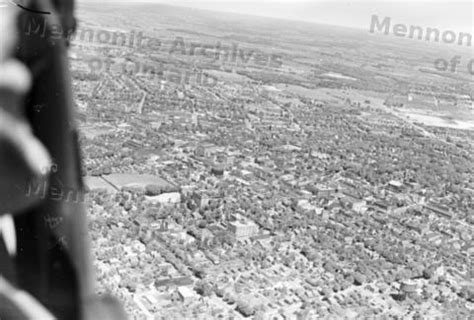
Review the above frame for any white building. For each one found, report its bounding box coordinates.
[177,287,195,303]
[228,215,259,238]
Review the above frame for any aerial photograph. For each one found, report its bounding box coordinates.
[0,0,472,319]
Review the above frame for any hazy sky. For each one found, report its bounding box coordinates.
[79,0,472,32]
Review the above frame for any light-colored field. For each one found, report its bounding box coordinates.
[401,112,474,131]
[84,176,118,192]
[102,173,175,190]
[320,72,357,81]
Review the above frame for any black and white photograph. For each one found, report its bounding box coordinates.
[0,0,473,319]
